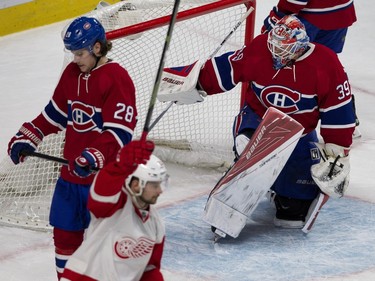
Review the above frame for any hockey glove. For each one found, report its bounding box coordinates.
[71,148,105,178]
[261,6,286,34]
[157,60,207,105]
[115,140,155,174]
[311,143,350,198]
[7,122,44,164]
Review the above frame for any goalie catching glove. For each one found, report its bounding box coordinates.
[157,60,207,105]
[311,143,350,198]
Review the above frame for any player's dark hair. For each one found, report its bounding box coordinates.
[99,40,112,56]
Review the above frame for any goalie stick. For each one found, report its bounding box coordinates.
[203,107,304,241]
[141,0,181,141]
[150,6,254,129]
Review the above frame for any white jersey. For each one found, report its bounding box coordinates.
[61,187,165,281]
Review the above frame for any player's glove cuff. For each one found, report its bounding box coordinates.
[7,122,44,164]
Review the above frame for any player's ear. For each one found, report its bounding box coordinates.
[93,41,102,56]
[130,178,140,193]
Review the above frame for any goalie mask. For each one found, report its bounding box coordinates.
[267,15,309,70]
[125,155,168,197]
[63,16,106,52]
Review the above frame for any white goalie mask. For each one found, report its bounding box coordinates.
[267,15,309,70]
[125,155,168,196]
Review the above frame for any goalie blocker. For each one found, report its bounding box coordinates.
[158,60,206,105]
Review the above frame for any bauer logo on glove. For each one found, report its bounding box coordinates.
[158,60,206,105]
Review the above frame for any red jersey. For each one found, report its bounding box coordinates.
[32,61,137,184]
[198,34,355,148]
[277,0,356,30]
[61,162,165,281]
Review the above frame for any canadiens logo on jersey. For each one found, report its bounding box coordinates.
[259,85,301,114]
[69,101,102,132]
[114,237,154,259]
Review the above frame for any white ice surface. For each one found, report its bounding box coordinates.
[1,0,375,280]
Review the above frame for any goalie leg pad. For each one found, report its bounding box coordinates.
[203,196,247,238]
[204,108,305,238]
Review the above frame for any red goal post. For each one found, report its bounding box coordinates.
[0,0,256,230]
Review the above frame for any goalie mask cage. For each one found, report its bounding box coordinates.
[0,0,256,230]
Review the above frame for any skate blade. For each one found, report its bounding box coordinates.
[213,228,226,243]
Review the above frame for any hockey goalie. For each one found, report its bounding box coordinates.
[158,15,354,239]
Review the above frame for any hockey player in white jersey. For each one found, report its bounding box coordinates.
[61,139,168,281]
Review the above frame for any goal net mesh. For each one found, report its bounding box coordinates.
[0,0,255,230]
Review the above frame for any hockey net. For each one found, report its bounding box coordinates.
[0,0,256,230]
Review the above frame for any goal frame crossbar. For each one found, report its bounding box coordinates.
[107,0,255,42]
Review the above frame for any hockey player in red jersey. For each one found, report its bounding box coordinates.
[61,139,167,281]
[7,17,137,279]
[159,15,355,232]
[262,0,356,53]
[262,0,360,137]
